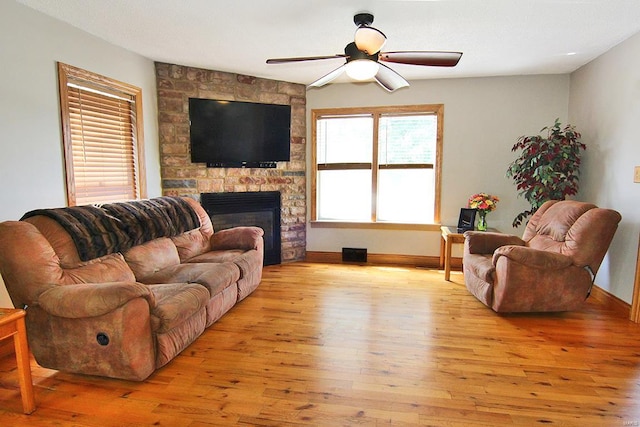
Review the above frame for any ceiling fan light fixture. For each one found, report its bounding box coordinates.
[267,12,463,91]
[345,59,379,81]
[354,26,386,54]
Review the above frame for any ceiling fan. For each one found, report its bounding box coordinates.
[266,13,463,92]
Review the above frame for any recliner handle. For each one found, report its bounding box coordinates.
[584,265,596,299]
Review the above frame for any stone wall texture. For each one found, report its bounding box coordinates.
[154,62,306,262]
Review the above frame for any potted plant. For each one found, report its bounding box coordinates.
[506,118,586,227]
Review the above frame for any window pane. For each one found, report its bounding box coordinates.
[317,116,373,163]
[377,169,435,223]
[379,115,437,165]
[318,170,372,221]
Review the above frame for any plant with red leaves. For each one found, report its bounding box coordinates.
[506,118,586,227]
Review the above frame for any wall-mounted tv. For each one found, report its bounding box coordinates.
[189,98,291,168]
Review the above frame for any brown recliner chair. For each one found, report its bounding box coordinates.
[463,200,621,313]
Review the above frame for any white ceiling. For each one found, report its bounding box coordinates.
[16,0,640,86]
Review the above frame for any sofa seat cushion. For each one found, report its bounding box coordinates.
[186,249,245,264]
[146,283,210,333]
[139,262,240,298]
[124,237,180,281]
[185,249,263,301]
[146,283,209,368]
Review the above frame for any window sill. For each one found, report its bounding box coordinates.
[310,221,440,231]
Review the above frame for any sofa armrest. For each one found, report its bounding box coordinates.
[490,248,591,312]
[492,245,574,270]
[37,282,155,318]
[464,231,525,255]
[211,226,264,251]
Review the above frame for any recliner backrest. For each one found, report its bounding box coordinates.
[0,221,136,309]
[522,200,621,273]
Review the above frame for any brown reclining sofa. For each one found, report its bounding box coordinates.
[0,196,264,381]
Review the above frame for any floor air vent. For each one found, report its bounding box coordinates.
[342,247,367,263]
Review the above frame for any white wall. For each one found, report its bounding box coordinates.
[569,31,640,303]
[0,1,161,221]
[0,1,162,307]
[306,75,570,258]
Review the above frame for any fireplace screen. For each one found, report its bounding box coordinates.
[200,191,281,265]
[211,211,274,255]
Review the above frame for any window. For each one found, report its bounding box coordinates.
[312,105,443,225]
[57,62,146,206]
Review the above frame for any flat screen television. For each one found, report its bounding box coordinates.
[189,98,291,168]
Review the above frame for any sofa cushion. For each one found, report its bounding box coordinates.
[0,221,65,308]
[22,215,82,267]
[124,238,180,281]
[186,249,245,264]
[187,249,263,301]
[146,283,210,333]
[171,229,212,262]
[138,262,240,298]
[62,253,135,285]
[171,197,217,262]
[182,197,214,238]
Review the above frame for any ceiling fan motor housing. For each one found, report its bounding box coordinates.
[345,42,378,62]
[354,13,374,27]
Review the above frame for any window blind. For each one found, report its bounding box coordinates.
[58,62,145,206]
[67,84,138,204]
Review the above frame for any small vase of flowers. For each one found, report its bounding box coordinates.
[467,193,499,231]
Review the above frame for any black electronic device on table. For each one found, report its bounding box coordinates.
[457,208,477,233]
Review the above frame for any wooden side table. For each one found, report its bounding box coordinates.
[440,226,499,281]
[440,226,466,281]
[0,308,36,414]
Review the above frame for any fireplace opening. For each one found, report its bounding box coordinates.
[200,191,281,265]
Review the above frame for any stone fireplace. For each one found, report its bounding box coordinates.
[154,62,306,262]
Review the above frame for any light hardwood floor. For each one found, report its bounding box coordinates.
[1,262,640,426]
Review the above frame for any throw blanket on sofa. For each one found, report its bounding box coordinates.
[21,197,201,261]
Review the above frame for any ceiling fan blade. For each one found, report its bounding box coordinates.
[308,64,347,89]
[374,63,409,92]
[379,51,463,67]
[266,54,346,64]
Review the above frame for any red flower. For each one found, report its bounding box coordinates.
[467,193,499,213]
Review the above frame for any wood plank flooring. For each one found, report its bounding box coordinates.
[1,262,640,426]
